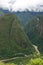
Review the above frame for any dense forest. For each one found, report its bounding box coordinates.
[25,15,43,54]
[0,11,43,65]
[0,14,35,59]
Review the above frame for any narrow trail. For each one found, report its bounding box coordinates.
[0,44,40,62]
[32,44,40,54]
[0,54,32,62]
[0,57,18,62]
[0,57,19,62]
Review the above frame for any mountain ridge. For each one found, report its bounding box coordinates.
[0,13,35,59]
[25,14,43,54]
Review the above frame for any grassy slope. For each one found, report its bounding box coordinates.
[0,13,35,59]
[25,14,43,54]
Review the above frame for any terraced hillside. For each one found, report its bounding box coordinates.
[0,14,35,59]
[25,14,43,54]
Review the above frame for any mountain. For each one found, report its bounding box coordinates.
[15,11,43,26]
[0,8,10,13]
[25,14,43,54]
[0,14,35,59]
[0,8,43,26]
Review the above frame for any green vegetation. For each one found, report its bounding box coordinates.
[0,55,43,65]
[0,62,16,65]
[25,15,43,54]
[26,58,43,65]
[0,11,4,16]
[0,13,35,59]
[0,12,43,65]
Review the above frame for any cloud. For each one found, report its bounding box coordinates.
[0,0,43,11]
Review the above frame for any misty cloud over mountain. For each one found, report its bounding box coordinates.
[0,0,43,12]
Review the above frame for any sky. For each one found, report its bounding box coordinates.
[0,0,43,11]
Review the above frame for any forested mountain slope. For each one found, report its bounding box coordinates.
[25,15,43,54]
[0,14,35,59]
[0,8,43,26]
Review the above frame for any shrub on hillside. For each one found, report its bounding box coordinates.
[26,58,43,65]
[0,62,16,65]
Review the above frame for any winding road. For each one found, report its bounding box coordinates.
[0,44,40,62]
[32,44,40,54]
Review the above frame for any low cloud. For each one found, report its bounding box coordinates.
[0,0,43,11]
